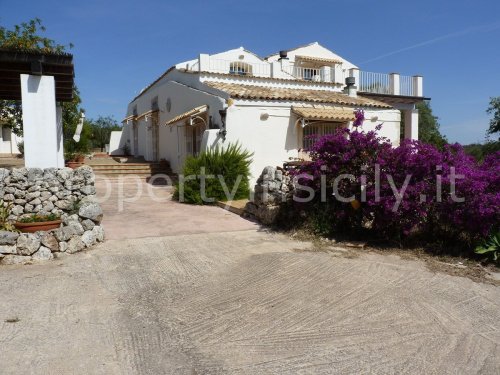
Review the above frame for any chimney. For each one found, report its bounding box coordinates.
[279,50,289,72]
[344,76,357,97]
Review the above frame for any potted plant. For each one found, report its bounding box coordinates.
[0,200,17,232]
[65,152,85,169]
[14,213,62,233]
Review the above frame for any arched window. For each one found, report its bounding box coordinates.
[229,62,252,76]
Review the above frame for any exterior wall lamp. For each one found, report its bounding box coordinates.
[218,109,227,140]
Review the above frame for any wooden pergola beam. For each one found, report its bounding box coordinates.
[0,48,75,102]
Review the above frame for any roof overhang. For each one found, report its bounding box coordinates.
[0,48,74,102]
[358,92,430,105]
[165,105,208,126]
[136,109,159,122]
[295,55,343,65]
[292,105,355,122]
[122,115,137,124]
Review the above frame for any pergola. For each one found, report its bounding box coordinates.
[0,48,75,168]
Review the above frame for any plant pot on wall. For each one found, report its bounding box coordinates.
[14,219,62,233]
[66,161,84,169]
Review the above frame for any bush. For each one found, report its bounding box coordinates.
[174,143,253,204]
[293,126,500,253]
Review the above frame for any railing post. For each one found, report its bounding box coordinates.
[271,61,283,79]
[413,75,423,97]
[389,73,400,95]
[199,54,210,72]
[320,66,331,82]
[349,68,360,86]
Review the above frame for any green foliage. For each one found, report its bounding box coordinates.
[0,101,22,136]
[174,143,253,204]
[18,213,60,223]
[122,143,131,156]
[486,97,500,137]
[417,101,447,148]
[0,201,17,232]
[463,141,500,161]
[0,18,71,52]
[89,116,121,151]
[475,232,500,264]
[16,140,24,155]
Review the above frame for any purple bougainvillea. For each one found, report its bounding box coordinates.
[294,127,500,247]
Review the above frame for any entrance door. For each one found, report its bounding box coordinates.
[151,116,160,161]
[133,122,139,157]
[185,122,205,157]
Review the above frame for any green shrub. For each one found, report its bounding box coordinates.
[174,143,253,204]
[475,232,500,264]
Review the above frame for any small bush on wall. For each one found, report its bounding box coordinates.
[174,143,253,204]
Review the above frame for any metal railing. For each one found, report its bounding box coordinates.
[399,75,414,96]
[183,57,421,96]
[359,71,391,94]
[282,65,346,83]
[201,58,271,77]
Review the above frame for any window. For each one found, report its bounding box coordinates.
[185,121,206,157]
[302,122,344,150]
[1,126,11,142]
[302,68,320,81]
[151,96,159,111]
[229,62,252,76]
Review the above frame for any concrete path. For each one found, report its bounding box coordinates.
[0,179,499,374]
[95,177,259,240]
[2,232,500,374]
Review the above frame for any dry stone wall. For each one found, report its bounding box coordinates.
[245,166,294,225]
[0,166,104,265]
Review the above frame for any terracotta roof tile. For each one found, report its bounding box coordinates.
[165,105,208,125]
[205,82,392,108]
[295,55,343,64]
[292,106,355,121]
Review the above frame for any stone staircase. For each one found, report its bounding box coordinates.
[87,157,174,181]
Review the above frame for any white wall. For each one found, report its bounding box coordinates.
[0,125,21,154]
[356,109,402,146]
[223,103,297,182]
[266,42,358,71]
[125,75,226,171]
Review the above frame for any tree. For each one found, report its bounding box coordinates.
[486,97,500,138]
[0,18,79,137]
[416,101,447,148]
[90,116,121,151]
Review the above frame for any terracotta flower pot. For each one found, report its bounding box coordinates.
[14,219,62,233]
[66,161,84,169]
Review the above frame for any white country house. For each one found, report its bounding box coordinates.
[120,42,425,181]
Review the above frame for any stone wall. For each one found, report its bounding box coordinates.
[0,166,104,265]
[245,166,294,225]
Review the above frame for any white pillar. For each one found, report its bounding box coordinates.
[56,104,64,166]
[404,108,419,140]
[320,66,331,82]
[413,75,423,97]
[21,74,64,168]
[390,73,400,95]
[199,54,210,71]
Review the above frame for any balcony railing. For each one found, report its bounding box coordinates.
[187,55,423,96]
[358,71,419,96]
[200,58,271,78]
[282,65,346,83]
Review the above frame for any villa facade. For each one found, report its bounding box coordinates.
[121,42,425,181]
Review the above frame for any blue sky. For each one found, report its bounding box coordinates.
[1,0,499,144]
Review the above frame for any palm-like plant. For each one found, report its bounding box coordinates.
[475,232,500,263]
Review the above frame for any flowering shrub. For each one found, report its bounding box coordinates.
[294,126,500,251]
